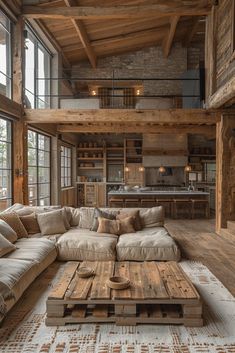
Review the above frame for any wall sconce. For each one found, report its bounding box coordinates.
[136,89,140,96]
[158,166,166,174]
[184,165,192,172]
[124,167,130,173]
[15,168,24,177]
[91,90,97,96]
[138,166,145,172]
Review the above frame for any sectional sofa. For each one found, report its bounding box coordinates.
[0,203,180,321]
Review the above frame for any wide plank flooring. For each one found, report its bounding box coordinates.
[165,219,235,297]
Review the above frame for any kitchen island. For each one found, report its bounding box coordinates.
[108,189,210,218]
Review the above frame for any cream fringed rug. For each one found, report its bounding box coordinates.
[0,261,235,353]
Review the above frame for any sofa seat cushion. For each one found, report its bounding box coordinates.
[6,238,57,264]
[116,227,181,262]
[0,258,38,301]
[56,228,118,261]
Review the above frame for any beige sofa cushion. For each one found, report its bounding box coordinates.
[0,220,18,243]
[6,238,56,264]
[56,228,118,261]
[139,206,164,228]
[0,212,28,238]
[19,213,41,235]
[116,227,180,262]
[0,258,38,301]
[0,233,16,257]
[37,209,67,235]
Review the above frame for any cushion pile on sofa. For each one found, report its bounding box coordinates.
[0,202,180,320]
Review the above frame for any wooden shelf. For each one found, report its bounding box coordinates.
[77,147,104,151]
[189,154,216,157]
[78,167,104,170]
[106,147,124,150]
[77,158,103,161]
[107,157,124,160]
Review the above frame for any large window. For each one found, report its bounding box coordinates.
[24,25,51,109]
[61,145,72,188]
[0,10,12,98]
[0,117,12,210]
[28,130,51,206]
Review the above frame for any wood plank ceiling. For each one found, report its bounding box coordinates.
[22,0,209,67]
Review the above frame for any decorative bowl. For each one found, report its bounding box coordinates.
[76,267,95,278]
[106,276,130,290]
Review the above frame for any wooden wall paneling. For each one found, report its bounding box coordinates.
[61,187,76,207]
[0,94,22,119]
[216,114,235,233]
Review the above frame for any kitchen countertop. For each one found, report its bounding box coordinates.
[108,190,210,196]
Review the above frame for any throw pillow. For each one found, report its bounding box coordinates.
[37,209,67,236]
[91,208,116,231]
[78,207,95,229]
[0,212,28,238]
[139,206,164,228]
[0,232,16,257]
[0,220,18,243]
[116,210,142,231]
[19,213,41,235]
[97,216,135,236]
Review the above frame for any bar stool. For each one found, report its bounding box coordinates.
[109,198,124,208]
[140,198,156,208]
[191,199,210,219]
[156,199,173,218]
[124,198,140,208]
[173,199,191,219]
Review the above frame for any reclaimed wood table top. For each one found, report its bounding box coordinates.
[47,261,200,304]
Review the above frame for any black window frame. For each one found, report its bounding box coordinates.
[0,115,13,210]
[61,144,72,189]
[28,129,51,206]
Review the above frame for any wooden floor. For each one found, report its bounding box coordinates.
[165,219,235,297]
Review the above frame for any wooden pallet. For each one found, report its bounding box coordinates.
[46,261,203,327]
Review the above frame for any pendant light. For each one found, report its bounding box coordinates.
[158,166,166,174]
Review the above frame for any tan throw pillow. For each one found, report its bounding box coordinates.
[0,233,16,257]
[0,220,18,243]
[117,210,142,231]
[91,208,116,231]
[37,209,67,236]
[19,213,41,235]
[139,206,164,228]
[97,216,135,236]
[0,212,28,238]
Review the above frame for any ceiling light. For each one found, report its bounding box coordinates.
[184,165,192,172]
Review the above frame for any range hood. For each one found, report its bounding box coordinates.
[143,134,188,167]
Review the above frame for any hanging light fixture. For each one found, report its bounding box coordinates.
[138,166,145,172]
[158,166,166,174]
[184,164,192,172]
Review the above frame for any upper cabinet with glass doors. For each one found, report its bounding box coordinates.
[24,25,51,109]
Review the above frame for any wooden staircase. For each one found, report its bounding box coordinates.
[219,221,235,242]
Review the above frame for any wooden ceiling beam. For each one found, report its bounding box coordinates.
[64,0,96,68]
[24,109,220,125]
[57,123,216,136]
[22,4,212,20]
[183,17,201,47]
[163,15,180,58]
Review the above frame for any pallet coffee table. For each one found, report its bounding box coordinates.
[46,261,203,327]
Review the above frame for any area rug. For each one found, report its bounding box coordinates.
[0,261,235,353]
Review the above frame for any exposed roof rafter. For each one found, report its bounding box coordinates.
[162,15,180,58]
[64,0,96,68]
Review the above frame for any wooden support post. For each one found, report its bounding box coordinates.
[12,17,29,204]
[216,114,235,233]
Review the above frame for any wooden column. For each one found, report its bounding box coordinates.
[12,18,29,204]
[216,114,235,233]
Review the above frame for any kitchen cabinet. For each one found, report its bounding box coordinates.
[78,183,106,207]
[125,163,144,185]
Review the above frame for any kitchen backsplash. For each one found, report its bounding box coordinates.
[145,167,185,186]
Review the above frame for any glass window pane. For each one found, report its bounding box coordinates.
[28,185,37,201]
[38,134,50,151]
[38,150,50,167]
[39,183,50,199]
[0,13,11,99]
[25,38,35,99]
[28,130,37,148]
[39,197,50,206]
[0,117,12,208]
[28,147,37,166]
[28,166,37,184]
